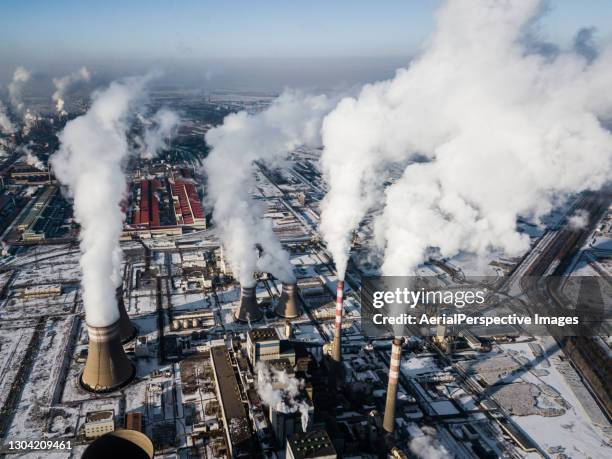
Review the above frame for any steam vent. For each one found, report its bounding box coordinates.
[116,287,137,343]
[234,285,263,322]
[275,282,300,318]
[81,321,135,393]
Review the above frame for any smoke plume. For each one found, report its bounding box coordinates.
[8,66,31,114]
[255,361,310,432]
[51,75,151,327]
[0,101,15,134]
[141,108,180,159]
[19,144,45,170]
[204,91,332,286]
[409,426,451,459]
[52,67,92,115]
[320,0,612,277]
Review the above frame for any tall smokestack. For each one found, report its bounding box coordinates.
[116,287,137,343]
[331,281,344,363]
[81,321,135,392]
[383,338,403,434]
[234,285,263,322]
[275,282,300,318]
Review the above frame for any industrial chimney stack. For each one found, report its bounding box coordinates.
[81,320,135,392]
[331,281,344,363]
[234,285,263,322]
[383,337,403,434]
[116,286,137,343]
[275,282,300,318]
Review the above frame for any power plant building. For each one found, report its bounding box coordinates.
[210,346,254,457]
[84,410,115,439]
[286,430,337,459]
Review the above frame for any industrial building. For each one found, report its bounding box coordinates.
[84,410,115,439]
[286,430,337,459]
[210,345,254,457]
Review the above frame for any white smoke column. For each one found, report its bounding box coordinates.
[19,144,44,170]
[409,426,451,459]
[0,101,15,134]
[568,210,589,230]
[52,67,92,115]
[321,0,612,277]
[255,362,310,432]
[141,108,180,159]
[51,75,151,327]
[204,91,332,286]
[8,66,31,114]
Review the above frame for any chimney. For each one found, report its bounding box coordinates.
[81,320,135,393]
[116,286,137,343]
[383,337,403,434]
[331,281,344,363]
[234,285,263,322]
[275,282,300,318]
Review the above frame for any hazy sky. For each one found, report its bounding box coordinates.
[1,0,611,89]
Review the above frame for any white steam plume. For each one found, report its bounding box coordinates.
[52,67,91,115]
[0,101,16,134]
[51,75,151,327]
[204,91,332,286]
[255,361,310,432]
[409,426,451,459]
[8,66,31,114]
[141,108,180,159]
[19,144,45,170]
[568,209,589,230]
[321,0,612,278]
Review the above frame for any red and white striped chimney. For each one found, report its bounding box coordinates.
[383,337,403,433]
[331,280,344,363]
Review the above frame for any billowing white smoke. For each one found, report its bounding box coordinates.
[141,108,180,159]
[320,0,612,277]
[19,144,45,170]
[8,66,31,114]
[51,75,151,327]
[409,426,451,459]
[204,91,332,286]
[52,67,91,115]
[255,361,310,432]
[0,101,15,134]
[568,210,589,230]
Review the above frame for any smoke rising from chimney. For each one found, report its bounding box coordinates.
[204,91,332,286]
[255,362,310,433]
[51,75,152,327]
[320,0,612,277]
[409,426,451,459]
[0,101,16,134]
[52,67,92,115]
[19,144,44,170]
[141,108,180,159]
[8,66,31,114]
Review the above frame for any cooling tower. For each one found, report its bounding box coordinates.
[116,287,137,343]
[234,285,263,322]
[331,281,344,363]
[81,320,135,393]
[275,282,300,318]
[82,429,154,459]
[383,338,403,434]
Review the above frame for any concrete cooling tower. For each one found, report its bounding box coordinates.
[234,285,263,322]
[82,429,154,459]
[81,320,135,393]
[275,282,300,318]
